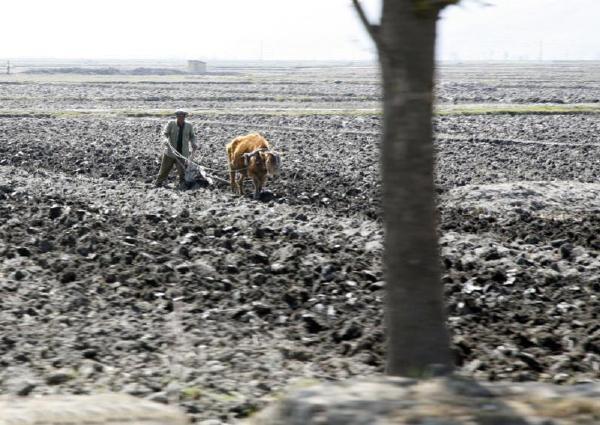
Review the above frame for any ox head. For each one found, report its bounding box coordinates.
[263,151,281,177]
[243,149,281,177]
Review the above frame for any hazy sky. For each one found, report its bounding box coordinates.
[1,0,598,61]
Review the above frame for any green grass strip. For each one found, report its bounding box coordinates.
[436,103,600,115]
[3,103,600,119]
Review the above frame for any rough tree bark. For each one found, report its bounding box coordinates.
[353,0,455,377]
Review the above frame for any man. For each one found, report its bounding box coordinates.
[155,110,197,188]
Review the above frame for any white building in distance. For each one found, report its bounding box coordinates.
[187,60,207,74]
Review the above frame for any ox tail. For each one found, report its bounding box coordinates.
[226,142,235,168]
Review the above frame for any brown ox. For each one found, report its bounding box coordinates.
[226,133,280,198]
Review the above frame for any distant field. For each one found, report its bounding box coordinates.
[3,61,600,115]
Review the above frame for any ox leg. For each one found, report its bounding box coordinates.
[229,170,237,193]
[236,174,246,195]
[252,176,265,199]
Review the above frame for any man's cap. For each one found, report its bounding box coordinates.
[175,110,188,116]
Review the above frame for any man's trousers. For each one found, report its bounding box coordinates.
[155,155,185,186]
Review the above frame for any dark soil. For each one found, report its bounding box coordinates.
[1,65,599,423]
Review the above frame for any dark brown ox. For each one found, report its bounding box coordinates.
[226,133,280,198]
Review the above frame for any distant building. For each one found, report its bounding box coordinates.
[187,60,207,74]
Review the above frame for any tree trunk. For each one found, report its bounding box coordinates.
[378,1,453,377]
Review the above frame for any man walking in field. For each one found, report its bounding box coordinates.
[155,110,197,189]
